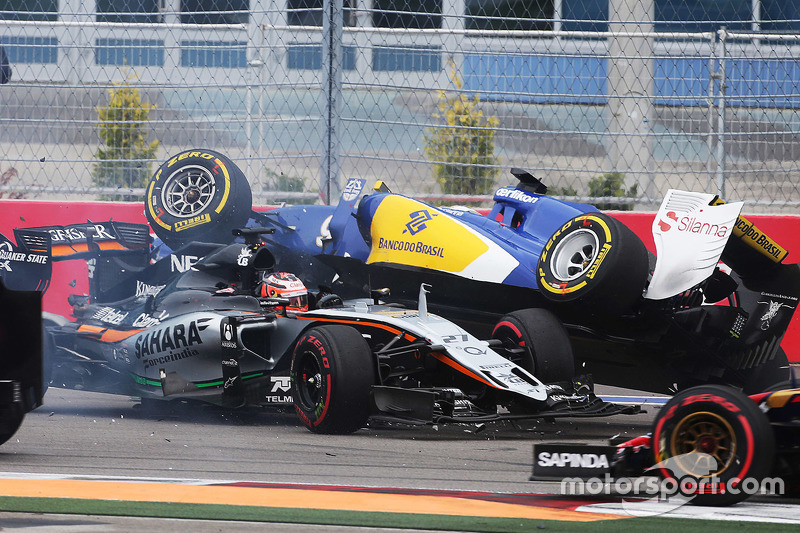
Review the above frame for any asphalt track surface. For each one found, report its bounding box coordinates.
[0,387,797,531]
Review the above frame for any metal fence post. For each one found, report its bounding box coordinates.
[321,0,343,204]
[715,28,728,199]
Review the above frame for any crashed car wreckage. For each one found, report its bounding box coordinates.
[2,148,799,432]
[142,150,800,396]
[1,222,637,434]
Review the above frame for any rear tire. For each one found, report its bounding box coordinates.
[537,212,648,314]
[291,325,375,434]
[491,308,574,383]
[652,384,774,506]
[145,149,252,249]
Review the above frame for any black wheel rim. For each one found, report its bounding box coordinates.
[295,349,324,412]
[492,324,534,373]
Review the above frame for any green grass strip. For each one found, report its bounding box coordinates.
[0,496,796,533]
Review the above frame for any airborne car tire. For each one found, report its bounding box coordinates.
[291,325,376,434]
[145,149,252,249]
[537,212,649,314]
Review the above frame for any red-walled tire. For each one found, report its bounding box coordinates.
[652,384,775,506]
[145,149,252,249]
[291,325,375,434]
[491,308,574,383]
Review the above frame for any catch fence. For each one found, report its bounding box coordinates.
[1,0,799,212]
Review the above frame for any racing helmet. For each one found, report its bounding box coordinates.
[258,272,309,312]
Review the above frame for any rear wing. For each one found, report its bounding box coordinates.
[25,220,151,260]
[1,221,152,295]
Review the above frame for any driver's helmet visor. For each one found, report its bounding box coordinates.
[284,292,308,311]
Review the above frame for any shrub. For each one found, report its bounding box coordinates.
[262,168,315,205]
[588,172,638,211]
[424,63,499,196]
[93,73,159,201]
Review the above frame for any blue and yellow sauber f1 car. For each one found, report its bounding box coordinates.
[142,150,800,396]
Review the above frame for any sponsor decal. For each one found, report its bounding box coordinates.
[710,197,789,262]
[367,195,504,275]
[92,307,128,325]
[404,209,435,236]
[264,376,292,403]
[132,310,169,328]
[537,451,610,469]
[377,237,444,258]
[733,217,788,261]
[0,242,49,271]
[142,347,200,370]
[438,207,466,217]
[236,246,251,267]
[46,224,114,243]
[531,444,615,481]
[586,242,611,279]
[134,318,209,358]
[494,187,539,204]
[221,322,237,349]
[135,280,164,298]
[170,254,200,273]
[341,177,365,202]
[756,296,796,330]
[479,362,513,370]
[462,346,487,356]
[657,210,730,238]
[174,213,212,232]
[167,150,215,167]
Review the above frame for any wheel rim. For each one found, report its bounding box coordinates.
[550,229,600,281]
[669,411,737,478]
[161,166,217,218]
[295,349,324,412]
[492,324,534,373]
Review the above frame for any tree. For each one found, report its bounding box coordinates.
[588,172,638,211]
[93,73,159,201]
[424,62,499,197]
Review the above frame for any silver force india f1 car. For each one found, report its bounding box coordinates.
[1,225,634,434]
[140,150,800,396]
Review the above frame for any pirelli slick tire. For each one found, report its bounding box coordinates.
[491,308,575,383]
[291,325,376,434]
[537,212,648,313]
[652,384,775,506]
[145,149,252,249]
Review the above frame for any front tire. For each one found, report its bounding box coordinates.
[537,212,648,314]
[491,308,574,383]
[652,384,775,506]
[291,326,376,434]
[145,149,252,249]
